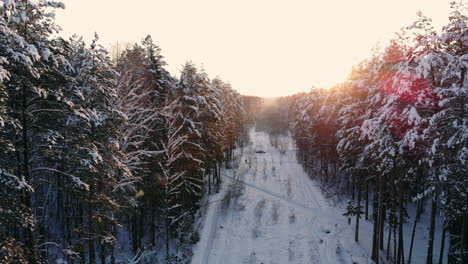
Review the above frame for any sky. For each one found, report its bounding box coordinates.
[55,0,454,97]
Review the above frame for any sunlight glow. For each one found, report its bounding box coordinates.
[56,0,452,97]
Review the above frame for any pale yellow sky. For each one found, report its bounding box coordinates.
[56,0,453,97]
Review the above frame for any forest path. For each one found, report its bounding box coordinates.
[192,130,372,264]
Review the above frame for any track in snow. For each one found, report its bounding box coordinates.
[200,195,222,264]
[220,173,335,217]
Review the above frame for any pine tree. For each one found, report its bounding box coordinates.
[172,62,207,206]
[159,101,189,262]
[67,34,130,263]
[115,37,175,250]
[0,0,73,262]
[426,3,468,263]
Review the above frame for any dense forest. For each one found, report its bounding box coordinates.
[1,0,467,264]
[0,1,249,263]
[287,3,467,264]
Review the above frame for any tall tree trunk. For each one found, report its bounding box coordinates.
[416,197,424,223]
[372,183,379,262]
[365,182,369,220]
[151,206,155,246]
[131,212,138,253]
[375,178,385,263]
[386,222,392,261]
[110,225,116,264]
[21,87,37,264]
[225,150,229,168]
[138,208,144,250]
[427,197,438,264]
[88,185,95,264]
[408,199,421,264]
[380,203,386,251]
[165,186,171,263]
[439,226,446,264]
[218,161,221,183]
[319,154,323,180]
[355,182,361,242]
[352,181,355,201]
[79,204,85,264]
[327,157,331,181]
[165,212,170,263]
[213,163,216,185]
[100,243,105,264]
[397,189,405,264]
[394,222,397,262]
[208,165,211,194]
[461,213,467,264]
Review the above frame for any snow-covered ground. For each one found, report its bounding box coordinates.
[192,130,372,264]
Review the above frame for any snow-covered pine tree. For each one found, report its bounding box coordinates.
[141,35,174,106]
[115,36,176,249]
[206,78,228,186]
[138,36,176,248]
[159,102,189,262]
[0,9,35,260]
[115,43,161,251]
[67,34,130,264]
[224,87,246,167]
[336,60,374,242]
[0,168,34,264]
[290,92,316,172]
[116,43,159,182]
[426,3,468,262]
[171,62,207,208]
[0,0,75,262]
[389,13,449,264]
[319,86,342,184]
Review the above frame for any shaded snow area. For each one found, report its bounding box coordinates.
[191,130,372,264]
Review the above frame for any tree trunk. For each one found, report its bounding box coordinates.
[386,222,392,261]
[218,161,221,183]
[100,243,105,264]
[21,86,37,264]
[355,183,361,242]
[461,213,467,264]
[393,223,397,262]
[438,226,446,264]
[376,178,385,263]
[372,183,379,262]
[208,165,211,194]
[352,181,355,201]
[151,206,155,246]
[319,154,323,179]
[88,185,95,264]
[131,212,138,253]
[110,225,116,264]
[138,208,144,250]
[380,202,386,251]
[408,200,421,264]
[397,189,405,264]
[427,197,438,264]
[365,182,369,220]
[416,197,424,223]
[225,150,229,168]
[165,213,170,263]
[213,163,218,186]
[79,204,86,264]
